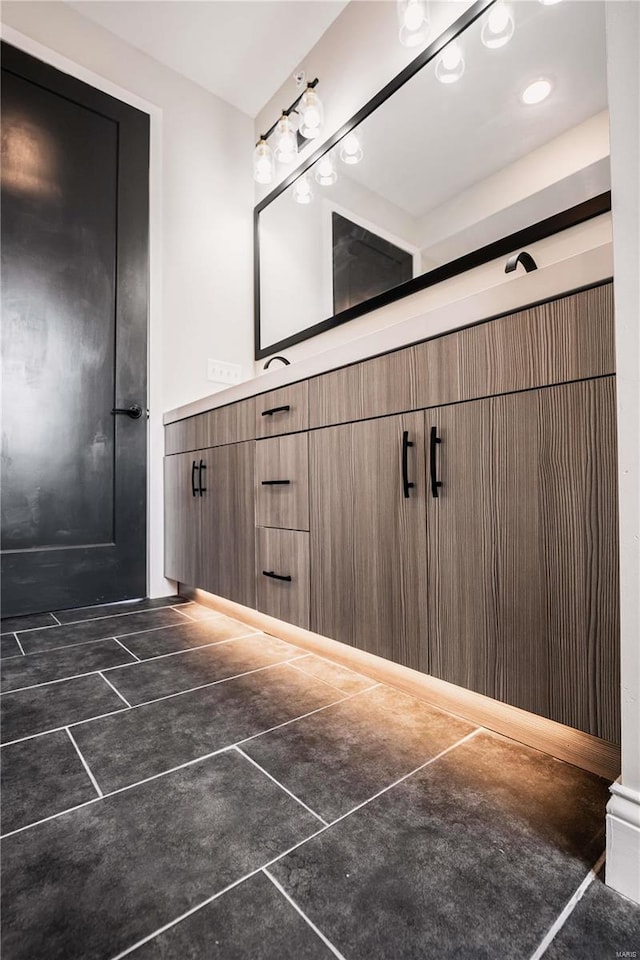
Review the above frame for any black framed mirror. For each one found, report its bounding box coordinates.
[254,0,610,360]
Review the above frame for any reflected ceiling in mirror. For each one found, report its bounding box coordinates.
[256,0,609,358]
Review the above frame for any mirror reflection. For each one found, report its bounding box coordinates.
[258,0,609,354]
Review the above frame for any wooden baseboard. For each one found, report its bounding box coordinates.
[184,587,621,783]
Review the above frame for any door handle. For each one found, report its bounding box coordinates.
[262,570,292,582]
[191,460,198,497]
[401,430,415,499]
[198,459,207,496]
[111,404,143,420]
[430,426,442,498]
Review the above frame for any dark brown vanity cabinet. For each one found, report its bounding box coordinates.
[164,442,256,608]
[425,376,619,742]
[309,411,429,672]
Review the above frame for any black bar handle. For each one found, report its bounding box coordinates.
[430,426,442,498]
[262,570,292,582]
[111,404,143,420]
[198,459,207,496]
[401,430,415,499]
[261,479,291,486]
[261,404,291,417]
[191,460,198,497]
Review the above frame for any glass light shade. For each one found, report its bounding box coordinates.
[435,41,465,84]
[274,114,298,164]
[397,0,430,48]
[253,139,274,184]
[521,78,552,104]
[293,173,313,204]
[315,154,337,186]
[481,2,514,49]
[299,86,324,139]
[339,132,363,165]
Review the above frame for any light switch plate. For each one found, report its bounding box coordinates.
[207,359,243,385]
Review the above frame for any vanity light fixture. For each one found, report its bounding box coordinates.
[435,41,465,84]
[339,132,364,165]
[273,113,298,164]
[253,139,275,185]
[539,0,562,5]
[253,77,323,183]
[315,154,338,186]
[521,78,552,104]
[397,0,431,48]
[293,172,313,204]
[481,1,515,49]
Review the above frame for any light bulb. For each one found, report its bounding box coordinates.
[299,86,324,140]
[315,154,337,186]
[398,0,430,48]
[253,139,274,185]
[521,78,552,104]
[481,2,514,49]
[293,173,313,204]
[274,114,298,164]
[339,132,363,165]
[435,41,465,84]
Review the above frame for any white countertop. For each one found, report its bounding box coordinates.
[163,244,612,425]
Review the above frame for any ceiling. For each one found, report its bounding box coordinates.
[67,0,349,117]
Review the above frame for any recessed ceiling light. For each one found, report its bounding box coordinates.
[539,0,562,5]
[521,78,552,105]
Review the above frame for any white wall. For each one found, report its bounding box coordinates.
[1,1,255,598]
[604,0,640,906]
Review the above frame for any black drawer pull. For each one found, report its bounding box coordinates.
[261,404,291,417]
[191,460,198,497]
[430,426,442,498]
[262,570,292,582]
[198,459,207,496]
[401,430,415,499]
[261,479,291,486]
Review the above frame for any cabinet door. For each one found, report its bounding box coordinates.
[163,452,201,586]
[200,441,256,608]
[427,377,619,742]
[309,412,428,671]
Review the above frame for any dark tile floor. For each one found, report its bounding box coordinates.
[1,596,639,959]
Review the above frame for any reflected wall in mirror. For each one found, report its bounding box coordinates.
[256,0,610,358]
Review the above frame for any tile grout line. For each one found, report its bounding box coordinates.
[1,685,376,837]
[65,727,103,798]
[263,868,349,960]
[98,672,132,708]
[50,613,62,626]
[14,633,26,656]
[7,606,181,635]
[14,612,214,653]
[286,658,377,696]
[528,851,606,960]
[234,745,329,827]
[114,638,141,662]
[1,631,266,694]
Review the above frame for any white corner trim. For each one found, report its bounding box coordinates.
[606,782,640,905]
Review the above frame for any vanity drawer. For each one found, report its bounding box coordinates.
[256,528,309,630]
[165,415,204,455]
[200,397,256,447]
[256,382,308,437]
[256,434,309,531]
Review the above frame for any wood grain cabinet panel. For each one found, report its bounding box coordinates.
[256,382,308,437]
[199,441,256,609]
[256,528,309,629]
[309,412,428,672]
[457,283,615,401]
[200,398,255,448]
[164,416,203,456]
[426,376,619,742]
[255,434,309,531]
[163,452,202,585]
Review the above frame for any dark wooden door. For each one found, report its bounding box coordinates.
[1,43,149,616]
[426,377,619,742]
[309,412,428,671]
[200,441,256,609]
